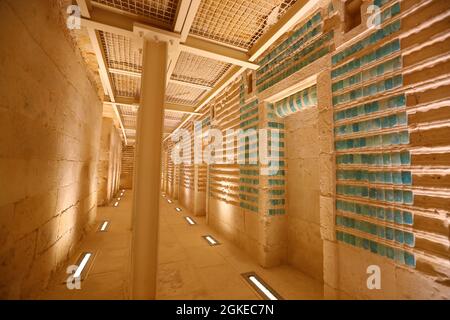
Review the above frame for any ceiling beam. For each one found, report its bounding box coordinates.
[180,36,260,70]
[248,0,318,61]
[169,79,212,91]
[109,68,141,78]
[87,27,128,145]
[109,68,212,90]
[80,6,259,70]
[168,0,202,86]
[165,103,202,115]
[75,0,91,18]
[176,0,202,42]
[106,99,201,116]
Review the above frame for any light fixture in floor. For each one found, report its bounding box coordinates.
[99,221,109,232]
[185,217,196,225]
[175,207,182,212]
[118,197,121,201]
[167,199,173,204]
[114,201,119,207]
[242,272,282,300]
[202,235,220,246]
[74,253,92,279]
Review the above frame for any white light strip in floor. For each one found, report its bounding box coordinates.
[167,199,173,204]
[205,236,217,245]
[74,253,92,278]
[114,202,119,207]
[175,207,182,212]
[203,235,220,246]
[243,273,281,300]
[185,217,196,225]
[100,221,109,232]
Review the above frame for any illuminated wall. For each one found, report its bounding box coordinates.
[0,0,103,298]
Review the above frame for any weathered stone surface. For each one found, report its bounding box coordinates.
[0,0,102,298]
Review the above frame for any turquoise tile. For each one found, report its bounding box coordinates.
[404,232,414,247]
[403,191,413,204]
[405,252,415,267]
[386,227,394,240]
[386,246,395,259]
[394,210,403,224]
[395,229,404,243]
[395,249,405,264]
[402,171,412,185]
[403,211,413,225]
[370,241,378,253]
[385,208,394,221]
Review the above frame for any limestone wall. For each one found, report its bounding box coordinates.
[97,117,122,205]
[160,0,450,299]
[120,145,135,190]
[0,0,103,298]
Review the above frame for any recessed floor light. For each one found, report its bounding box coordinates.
[118,197,121,201]
[185,217,196,225]
[114,202,119,207]
[99,221,109,232]
[167,199,173,204]
[202,235,220,246]
[175,207,182,212]
[74,253,92,279]
[242,272,282,300]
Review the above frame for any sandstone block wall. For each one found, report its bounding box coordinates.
[0,0,103,298]
[97,117,122,206]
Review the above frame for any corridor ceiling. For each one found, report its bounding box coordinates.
[70,0,312,145]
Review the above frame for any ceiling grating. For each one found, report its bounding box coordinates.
[92,0,179,28]
[165,110,185,121]
[99,31,143,73]
[171,52,232,87]
[190,0,298,50]
[166,82,206,106]
[111,73,141,98]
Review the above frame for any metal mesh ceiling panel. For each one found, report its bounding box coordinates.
[190,0,298,50]
[99,31,143,73]
[122,116,137,128]
[111,73,141,98]
[92,0,179,27]
[118,104,139,115]
[166,82,206,106]
[165,110,185,121]
[172,52,232,87]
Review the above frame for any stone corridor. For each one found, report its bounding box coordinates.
[0,0,449,301]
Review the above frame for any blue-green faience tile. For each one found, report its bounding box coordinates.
[404,232,414,247]
[370,241,378,253]
[386,227,394,240]
[394,229,404,243]
[404,252,415,267]
[403,191,413,204]
[378,244,387,256]
[386,246,395,259]
[401,171,412,185]
[385,208,394,221]
[377,225,386,238]
[403,211,413,225]
[394,210,403,224]
[395,249,405,264]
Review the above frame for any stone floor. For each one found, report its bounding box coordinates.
[157,197,323,300]
[41,192,324,300]
[40,191,133,300]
